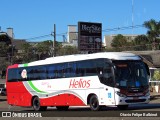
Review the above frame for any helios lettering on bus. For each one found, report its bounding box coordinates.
[41,82,51,88]
[69,79,91,88]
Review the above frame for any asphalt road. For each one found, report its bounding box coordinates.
[1,95,160,120]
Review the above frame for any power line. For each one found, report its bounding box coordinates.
[56,32,67,36]
[102,24,144,32]
[25,32,67,41]
[25,34,52,41]
[25,24,146,41]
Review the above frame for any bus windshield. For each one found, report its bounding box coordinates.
[113,60,149,89]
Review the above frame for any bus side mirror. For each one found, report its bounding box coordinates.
[144,63,150,76]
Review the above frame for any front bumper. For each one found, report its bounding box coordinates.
[115,95,150,105]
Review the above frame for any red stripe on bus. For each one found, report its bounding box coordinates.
[40,93,86,106]
[7,82,32,106]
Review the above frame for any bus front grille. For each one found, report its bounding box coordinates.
[125,99,146,103]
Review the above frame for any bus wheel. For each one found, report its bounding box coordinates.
[32,97,47,111]
[117,105,128,110]
[56,106,69,111]
[89,95,100,111]
[40,106,47,111]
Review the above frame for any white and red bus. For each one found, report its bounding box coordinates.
[6,52,150,111]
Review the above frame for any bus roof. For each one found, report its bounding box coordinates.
[23,52,141,67]
[8,52,141,68]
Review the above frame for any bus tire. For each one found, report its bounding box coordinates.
[32,96,47,111]
[40,106,47,111]
[89,95,100,111]
[117,105,128,110]
[56,106,69,111]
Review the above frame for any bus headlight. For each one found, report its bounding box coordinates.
[116,91,126,97]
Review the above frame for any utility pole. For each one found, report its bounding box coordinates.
[53,24,56,57]
[132,0,134,40]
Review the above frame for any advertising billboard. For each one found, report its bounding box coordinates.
[78,22,102,53]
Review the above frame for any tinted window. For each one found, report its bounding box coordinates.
[96,59,115,87]
[96,59,104,74]
[27,67,34,80]
[7,58,112,82]
[47,65,56,79]
[113,60,149,88]
[103,61,114,87]
[27,66,46,80]
[65,62,76,78]
[56,64,65,78]
[35,66,46,80]
[8,68,19,82]
[85,60,97,76]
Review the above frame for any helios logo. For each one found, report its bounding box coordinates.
[21,69,27,79]
[69,79,91,88]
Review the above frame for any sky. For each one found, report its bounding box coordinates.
[0,0,160,42]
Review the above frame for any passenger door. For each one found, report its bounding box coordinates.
[97,59,116,105]
[103,63,116,105]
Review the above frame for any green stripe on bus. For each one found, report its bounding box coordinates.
[23,63,28,67]
[28,81,47,94]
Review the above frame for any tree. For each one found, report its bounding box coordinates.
[0,42,9,57]
[134,35,149,45]
[21,43,35,63]
[0,57,10,76]
[111,34,128,51]
[134,35,150,50]
[35,40,53,59]
[58,45,79,55]
[153,70,160,93]
[144,19,160,50]
[54,41,63,56]
[0,34,12,45]
[153,70,160,81]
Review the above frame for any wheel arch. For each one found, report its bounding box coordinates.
[87,93,98,105]
[31,95,39,106]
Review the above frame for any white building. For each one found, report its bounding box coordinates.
[67,25,78,43]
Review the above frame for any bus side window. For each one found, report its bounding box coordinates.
[66,62,76,78]
[8,68,19,82]
[56,64,65,78]
[103,63,114,87]
[96,59,114,87]
[36,66,46,80]
[85,60,97,76]
[144,63,150,76]
[47,65,55,79]
[76,61,85,77]
[18,68,27,81]
[96,59,104,75]
[27,67,34,80]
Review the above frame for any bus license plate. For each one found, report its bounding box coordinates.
[133,97,139,100]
